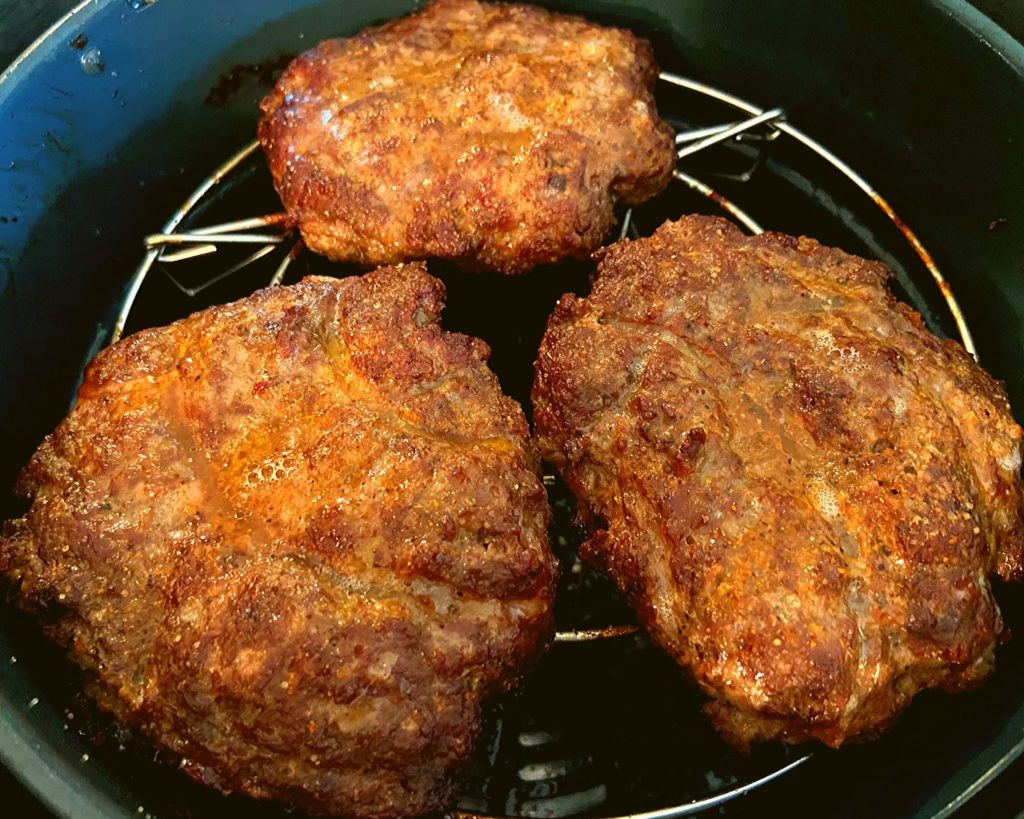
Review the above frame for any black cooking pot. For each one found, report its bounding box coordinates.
[2,1,1023,817]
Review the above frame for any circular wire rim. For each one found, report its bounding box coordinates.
[117,71,977,358]
[451,754,811,819]
[113,71,979,818]
[119,70,977,650]
[657,71,976,356]
[0,1,1019,817]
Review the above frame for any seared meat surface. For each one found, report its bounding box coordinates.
[258,0,675,274]
[533,215,1024,748]
[1,266,556,817]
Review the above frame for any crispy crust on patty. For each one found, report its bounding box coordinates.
[258,0,676,274]
[1,265,557,818]
[533,215,1024,748]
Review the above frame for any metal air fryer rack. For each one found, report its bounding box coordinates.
[103,72,977,819]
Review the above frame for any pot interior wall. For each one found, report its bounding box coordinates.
[1,2,1023,818]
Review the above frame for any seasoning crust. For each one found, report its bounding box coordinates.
[259,0,676,274]
[2,266,556,817]
[533,215,1024,747]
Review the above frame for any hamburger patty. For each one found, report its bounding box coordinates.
[1,266,557,817]
[258,0,676,274]
[533,215,1024,748]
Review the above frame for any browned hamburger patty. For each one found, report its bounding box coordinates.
[533,215,1024,748]
[258,0,676,275]
[0,265,557,818]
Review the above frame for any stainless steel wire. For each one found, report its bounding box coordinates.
[103,68,988,819]
[122,73,974,660]
[675,108,784,160]
[451,753,811,819]
[113,138,267,343]
[658,70,976,356]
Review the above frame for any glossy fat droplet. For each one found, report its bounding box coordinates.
[80,48,104,75]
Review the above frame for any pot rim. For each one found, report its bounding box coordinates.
[0,2,1022,819]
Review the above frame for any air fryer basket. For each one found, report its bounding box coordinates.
[1,2,1023,818]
